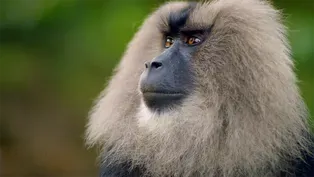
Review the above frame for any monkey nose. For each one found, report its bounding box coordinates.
[144,61,163,69]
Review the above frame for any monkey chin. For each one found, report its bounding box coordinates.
[137,98,185,130]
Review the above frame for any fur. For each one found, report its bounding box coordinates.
[86,0,312,177]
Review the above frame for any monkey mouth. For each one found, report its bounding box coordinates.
[141,91,185,111]
[142,90,184,97]
[143,91,183,95]
[142,91,184,100]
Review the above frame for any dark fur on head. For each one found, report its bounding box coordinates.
[86,0,312,176]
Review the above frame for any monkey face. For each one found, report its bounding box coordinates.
[138,6,211,112]
[139,36,198,112]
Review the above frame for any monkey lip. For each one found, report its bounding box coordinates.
[142,90,184,97]
[142,91,184,97]
[141,91,185,110]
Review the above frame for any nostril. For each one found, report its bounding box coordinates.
[144,62,150,69]
[151,61,162,69]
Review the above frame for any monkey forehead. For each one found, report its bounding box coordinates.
[157,1,189,13]
[154,1,230,31]
[185,1,221,29]
[185,0,278,30]
[154,2,190,32]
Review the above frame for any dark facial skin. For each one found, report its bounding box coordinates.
[139,39,194,112]
[139,6,205,112]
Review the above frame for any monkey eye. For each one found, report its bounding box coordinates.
[184,36,202,46]
[165,36,174,48]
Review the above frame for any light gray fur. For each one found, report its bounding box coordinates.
[86,0,311,176]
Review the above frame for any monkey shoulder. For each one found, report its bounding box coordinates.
[100,161,145,177]
[292,148,314,177]
[99,157,314,177]
[99,138,314,177]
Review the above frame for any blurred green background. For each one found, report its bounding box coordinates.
[0,0,313,176]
